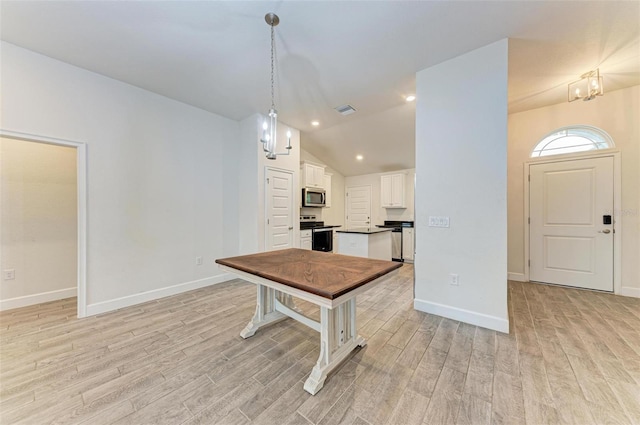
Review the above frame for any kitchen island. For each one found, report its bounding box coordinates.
[336,227,393,260]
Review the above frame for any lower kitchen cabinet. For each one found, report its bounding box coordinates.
[402,227,414,262]
[300,229,312,250]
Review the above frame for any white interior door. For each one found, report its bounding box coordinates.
[266,168,293,251]
[346,185,371,228]
[529,156,614,291]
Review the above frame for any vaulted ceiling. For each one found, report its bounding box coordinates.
[2,1,638,175]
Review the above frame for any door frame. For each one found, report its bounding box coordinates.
[524,149,622,295]
[345,185,372,228]
[264,166,295,252]
[1,129,88,317]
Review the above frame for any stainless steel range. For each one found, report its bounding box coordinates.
[300,215,341,253]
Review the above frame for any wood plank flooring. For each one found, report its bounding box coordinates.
[1,265,639,424]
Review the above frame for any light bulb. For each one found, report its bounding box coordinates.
[263,121,268,130]
[287,130,292,138]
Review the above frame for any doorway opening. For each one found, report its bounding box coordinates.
[0,130,87,317]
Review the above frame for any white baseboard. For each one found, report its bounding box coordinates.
[86,273,233,316]
[0,287,77,312]
[619,286,640,298]
[508,272,526,282]
[414,298,509,334]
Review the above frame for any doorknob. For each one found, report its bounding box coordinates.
[598,229,611,234]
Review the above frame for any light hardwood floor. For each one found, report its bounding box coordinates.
[1,265,639,425]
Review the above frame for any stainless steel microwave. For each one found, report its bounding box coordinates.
[302,188,326,207]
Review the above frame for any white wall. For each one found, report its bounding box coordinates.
[414,39,509,333]
[344,169,415,226]
[300,149,345,227]
[1,42,240,314]
[508,85,640,296]
[0,138,77,308]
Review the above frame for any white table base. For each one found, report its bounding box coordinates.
[217,264,397,395]
[241,284,365,395]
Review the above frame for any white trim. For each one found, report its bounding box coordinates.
[524,150,622,295]
[413,298,509,333]
[0,287,77,312]
[85,273,232,316]
[508,272,526,282]
[523,164,530,282]
[619,287,640,299]
[527,148,619,164]
[0,129,88,317]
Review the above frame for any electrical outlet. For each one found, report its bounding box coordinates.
[195,256,203,266]
[3,269,16,280]
[449,273,459,286]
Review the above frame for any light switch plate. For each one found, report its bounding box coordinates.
[428,216,450,228]
[3,269,15,280]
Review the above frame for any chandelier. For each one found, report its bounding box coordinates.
[568,69,604,102]
[260,13,291,160]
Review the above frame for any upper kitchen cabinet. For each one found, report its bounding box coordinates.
[324,173,332,208]
[381,173,406,208]
[301,161,325,189]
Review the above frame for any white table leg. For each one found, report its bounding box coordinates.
[304,298,365,395]
[240,284,287,338]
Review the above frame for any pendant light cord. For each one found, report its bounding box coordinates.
[270,24,276,110]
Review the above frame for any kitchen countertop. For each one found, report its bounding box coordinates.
[336,227,393,235]
[299,223,342,230]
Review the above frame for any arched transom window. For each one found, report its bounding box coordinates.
[531,126,614,158]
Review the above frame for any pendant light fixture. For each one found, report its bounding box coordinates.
[260,12,291,160]
[568,69,604,102]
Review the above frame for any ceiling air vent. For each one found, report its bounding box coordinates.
[334,104,357,116]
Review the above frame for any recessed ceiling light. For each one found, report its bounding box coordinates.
[356,155,363,161]
[311,121,320,126]
[405,95,416,102]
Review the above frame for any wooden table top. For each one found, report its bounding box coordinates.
[216,248,402,300]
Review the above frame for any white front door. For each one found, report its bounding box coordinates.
[266,168,294,251]
[346,185,371,228]
[529,156,614,291]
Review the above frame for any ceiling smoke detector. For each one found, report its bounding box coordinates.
[334,104,357,116]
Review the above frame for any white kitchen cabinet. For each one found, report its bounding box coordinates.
[402,227,414,262]
[381,173,406,208]
[323,173,332,208]
[300,229,312,250]
[301,162,325,189]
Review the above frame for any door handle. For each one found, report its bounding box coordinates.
[288,227,293,230]
[598,229,611,234]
